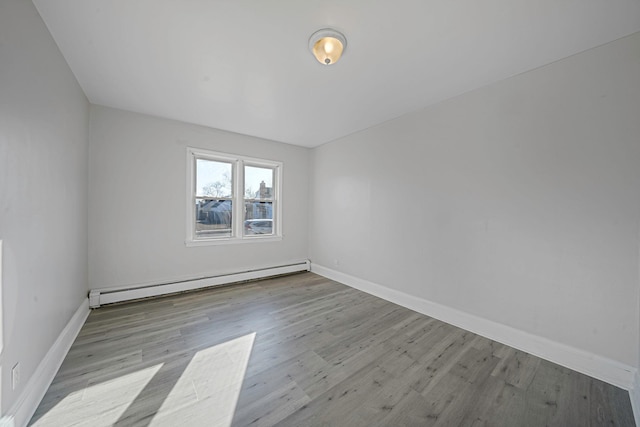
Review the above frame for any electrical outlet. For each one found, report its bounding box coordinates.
[11,363,20,390]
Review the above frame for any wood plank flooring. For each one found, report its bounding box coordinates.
[30,272,635,426]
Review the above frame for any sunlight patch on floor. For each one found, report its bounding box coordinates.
[32,363,163,427]
[149,332,256,426]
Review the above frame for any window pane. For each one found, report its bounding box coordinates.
[244,201,273,235]
[196,159,232,198]
[195,199,232,238]
[244,166,273,199]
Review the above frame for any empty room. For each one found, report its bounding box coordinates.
[2,0,640,426]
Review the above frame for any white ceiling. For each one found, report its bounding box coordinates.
[33,0,640,148]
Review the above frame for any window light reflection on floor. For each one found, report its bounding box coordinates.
[150,332,256,426]
[32,332,256,427]
[33,363,164,426]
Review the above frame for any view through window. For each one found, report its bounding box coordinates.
[188,148,281,244]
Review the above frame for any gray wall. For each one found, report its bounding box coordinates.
[0,0,90,413]
[88,106,310,289]
[309,32,640,366]
[2,0,638,416]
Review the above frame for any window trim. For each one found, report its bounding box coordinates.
[186,147,283,246]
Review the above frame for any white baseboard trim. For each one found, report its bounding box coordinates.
[5,298,89,427]
[90,260,311,308]
[311,263,637,391]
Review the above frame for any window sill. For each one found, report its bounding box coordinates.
[185,235,283,247]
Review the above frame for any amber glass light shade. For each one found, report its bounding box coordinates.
[309,29,347,65]
[312,36,344,65]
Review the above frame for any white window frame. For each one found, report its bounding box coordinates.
[186,147,282,246]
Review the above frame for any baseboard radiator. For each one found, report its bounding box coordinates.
[89,260,310,308]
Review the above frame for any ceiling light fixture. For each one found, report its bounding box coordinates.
[309,28,347,65]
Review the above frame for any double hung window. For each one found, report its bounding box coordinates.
[187,148,281,245]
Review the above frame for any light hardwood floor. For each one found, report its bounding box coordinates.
[30,272,635,426]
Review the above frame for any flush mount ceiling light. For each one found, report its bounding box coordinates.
[309,28,347,65]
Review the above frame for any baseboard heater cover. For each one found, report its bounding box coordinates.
[89,260,310,308]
